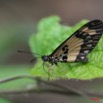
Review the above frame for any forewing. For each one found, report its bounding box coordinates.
[50,20,103,62]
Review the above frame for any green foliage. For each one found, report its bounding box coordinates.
[0,65,34,90]
[29,16,103,80]
[0,98,11,103]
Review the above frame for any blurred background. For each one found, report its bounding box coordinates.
[0,0,103,103]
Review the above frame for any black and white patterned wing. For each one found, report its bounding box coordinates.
[50,20,103,62]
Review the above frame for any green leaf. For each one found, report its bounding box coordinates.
[0,98,11,103]
[0,65,35,90]
[29,16,103,80]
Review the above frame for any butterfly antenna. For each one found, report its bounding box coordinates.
[17,50,42,56]
[48,67,51,81]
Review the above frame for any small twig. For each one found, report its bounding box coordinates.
[0,75,35,83]
[0,88,79,96]
[0,75,86,96]
[0,75,103,98]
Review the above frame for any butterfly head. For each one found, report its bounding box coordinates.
[42,55,49,62]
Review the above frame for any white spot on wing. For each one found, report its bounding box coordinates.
[87,44,92,47]
[84,50,89,54]
[81,56,85,60]
[86,36,91,39]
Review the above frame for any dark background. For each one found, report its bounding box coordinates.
[0,0,103,103]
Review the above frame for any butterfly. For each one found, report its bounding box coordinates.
[41,20,103,65]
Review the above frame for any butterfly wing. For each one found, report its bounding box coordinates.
[50,20,103,62]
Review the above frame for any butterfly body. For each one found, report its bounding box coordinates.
[42,20,103,65]
[42,55,58,65]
